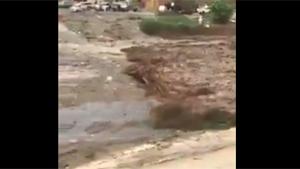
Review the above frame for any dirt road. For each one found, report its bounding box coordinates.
[59,9,236,169]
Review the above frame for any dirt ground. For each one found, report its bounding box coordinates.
[59,9,236,169]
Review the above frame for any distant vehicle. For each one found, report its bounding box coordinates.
[70,3,83,12]
[96,1,112,11]
[80,2,94,10]
[70,2,94,12]
[70,0,138,12]
[59,0,73,8]
[111,0,130,11]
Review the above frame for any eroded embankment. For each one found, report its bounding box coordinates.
[122,38,236,130]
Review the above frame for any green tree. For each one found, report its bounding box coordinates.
[210,0,234,24]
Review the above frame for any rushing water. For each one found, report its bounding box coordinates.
[59,100,175,145]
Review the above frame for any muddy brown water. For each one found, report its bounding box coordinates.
[58,100,179,168]
[59,100,176,145]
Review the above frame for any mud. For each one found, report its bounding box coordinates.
[122,37,236,129]
[149,101,235,130]
[59,9,236,169]
[123,39,235,100]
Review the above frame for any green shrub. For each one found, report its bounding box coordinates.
[157,11,179,16]
[139,19,162,35]
[210,0,234,24]
[157,15,197,26]
[58,4,72,8]
[139,15,199,35]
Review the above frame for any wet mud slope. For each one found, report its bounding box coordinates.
[123,38,236,130]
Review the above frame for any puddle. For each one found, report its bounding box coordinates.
[59,100,175,145]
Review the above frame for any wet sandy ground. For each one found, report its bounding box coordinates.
[140,145,235,169]
[73,128,235,169]
[59,10,235,169]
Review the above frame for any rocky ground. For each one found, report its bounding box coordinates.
[59,9,236,169]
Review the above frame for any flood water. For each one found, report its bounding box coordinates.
[59,100,176,145]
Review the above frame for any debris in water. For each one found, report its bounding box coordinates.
[59,121,77,130]
[105,76,113,83]
[64,164,69,169]
[122,144,155,155]
[85,121,113,134]
[96,15,102,19]
[69,139,78,144]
